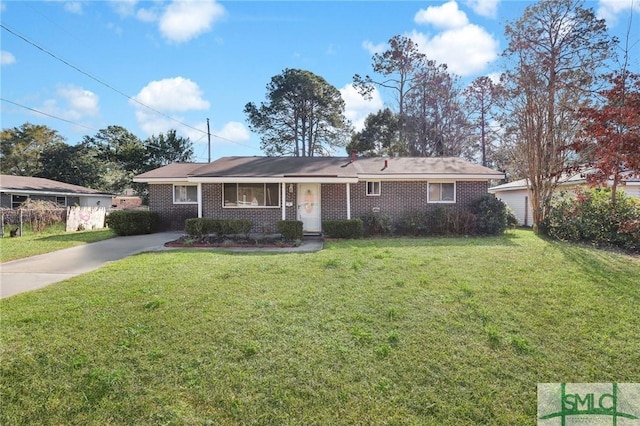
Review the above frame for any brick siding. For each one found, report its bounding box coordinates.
[148,184,198,230]
[148,180,490,231]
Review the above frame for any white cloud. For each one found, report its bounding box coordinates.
[213,122,251,143]
[136,7,158,23]
[39,85,99,122]
[597,0,640,24]
[362,40,386,55]
[133,77,210,111]
[340,84,384,132]
[159,0,225,43]
[64,2,83,14]
[110,0,138,17]
[132,77,215,138]
[415,0,469,29]
[465,0,500,18]
[1,51,16,66]
[408,24,499,76]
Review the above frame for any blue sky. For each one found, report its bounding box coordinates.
[1,0,638,162]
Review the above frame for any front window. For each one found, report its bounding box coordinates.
[173,185,198,204]
[56,196,67,207]
[366,181,381,196]
[224,183,280,207]
[428,182,455,203]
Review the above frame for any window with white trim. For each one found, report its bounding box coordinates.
[223,183,280,207]
[173,185,198,204]
[56,196,67,207]
[428,182,455,203]
[366,181,381,196]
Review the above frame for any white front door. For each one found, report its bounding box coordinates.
[297,183,321,234]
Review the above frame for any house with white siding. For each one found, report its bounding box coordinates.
[489,171,640,227]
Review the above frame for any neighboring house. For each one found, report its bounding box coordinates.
[489,172,640,227]
[0,175,113,209]
[134,156,504,233]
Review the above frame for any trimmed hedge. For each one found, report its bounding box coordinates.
[276,220,303,241]
[323,219,364,239]
[106,210,159,236]
[185,218,252,237]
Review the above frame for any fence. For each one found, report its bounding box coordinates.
[1,206,107,237]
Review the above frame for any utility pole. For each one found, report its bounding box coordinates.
[207,118,211,163]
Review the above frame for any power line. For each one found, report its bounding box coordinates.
[0,22,259,150]
[1,98,99,133]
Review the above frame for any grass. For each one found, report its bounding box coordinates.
[0,223,116,262]
[1,229,638,425]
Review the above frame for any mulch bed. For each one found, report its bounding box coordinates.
[164,234,299,248]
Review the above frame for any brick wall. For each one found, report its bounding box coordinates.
[149,184,198,230]
[149,180,490,231]
[326,180,489,222]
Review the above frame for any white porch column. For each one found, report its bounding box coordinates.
[346,183,351,219]
[197,183,203,218]
[281,182,286,220]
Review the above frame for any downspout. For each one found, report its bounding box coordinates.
[346,183,351,219]
[197,183,203,218]
[281,182,286,220]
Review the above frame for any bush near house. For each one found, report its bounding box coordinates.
[184,218,253,238]
[392,196,511,237]
[276,220,303,241]
[106,210,159,236]
[322,219,364,239]
[544,188,640,252]
[360,212,392,236]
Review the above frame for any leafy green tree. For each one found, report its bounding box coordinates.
[347,108,399,156]
[83,125,145,194]
[0,123,65,175]
[245,68,351,157]
[501,0,615,231]
[144,129,194,169]
[37,141,105,188]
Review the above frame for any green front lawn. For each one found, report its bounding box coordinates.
[0,223,116,262]
[1,230,638,425]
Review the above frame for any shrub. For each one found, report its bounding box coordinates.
[184,218,253,237]
[360,212,392,236]
[470,195,508,235]
[18,200,66,233]
[276,220,303,241]
[185,218,216,237]
[544,188,640,252]
[106,210,159,236]
[395,209,430,236]
[323,219,364,239]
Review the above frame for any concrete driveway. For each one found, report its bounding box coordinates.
[0,231,183,299]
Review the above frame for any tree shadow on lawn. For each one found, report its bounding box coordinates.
[552,239,640,301]
[338,230,522,248]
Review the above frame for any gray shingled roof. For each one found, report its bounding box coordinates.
[0,175,113,196]
[135,156,503,180]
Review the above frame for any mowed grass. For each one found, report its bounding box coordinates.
[0,223,115,262]
[1,230,638,425]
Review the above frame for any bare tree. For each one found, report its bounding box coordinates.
[501,0,615,232]
[353,35,426,149]
[463,76,503,167]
